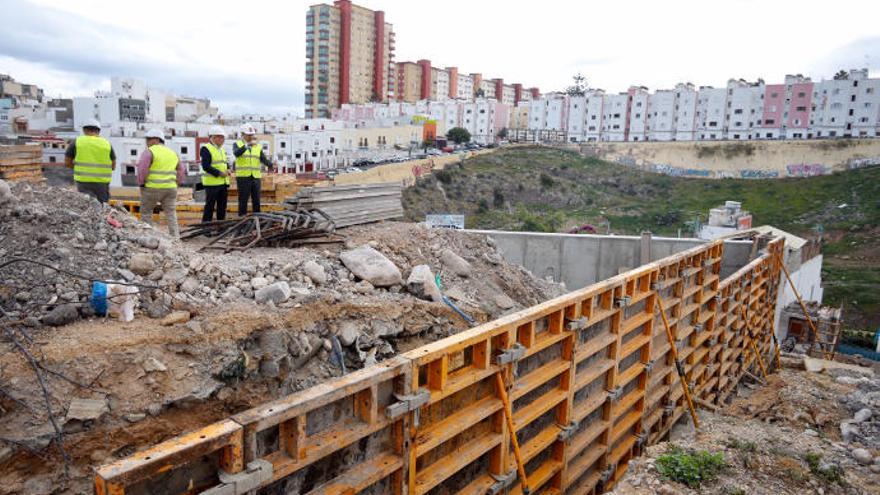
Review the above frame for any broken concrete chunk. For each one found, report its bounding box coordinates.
[42,304,79,327]
[440,248,472,277]
[66,398,108,422]
[180,277,200,294]
[493,292,516,310]
[250,277,269,290]
[255,282,291,304]
[0,179,13,206]
[303,260,327,285]
[406,265,442,302]
[337,321,362,347]
[129,253,155,275]
[340,245,403,287]
[124,413,146,423]
[143,357,168,372]
[136,236,160,249]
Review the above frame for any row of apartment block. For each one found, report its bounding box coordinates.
[529,69,879,142]
[304,1,540,118]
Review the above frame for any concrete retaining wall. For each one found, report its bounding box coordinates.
[579,139,880,179]
[471,230,753,290]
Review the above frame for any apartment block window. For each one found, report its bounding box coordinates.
[180,146,188,155]
[851,95,857,102]
[635,113,641,118]
[280,142,286,149]
[796,106,806,112]
[709,121,717,127]
[867,88,875,94]
[330,137,335,143]
[765,119,775,125]
[613,113,620,118]
[848,109,854,116]
[295,153,301,159]
[797,92,805,97]
[734,109,743,114]
[130,150,137,156]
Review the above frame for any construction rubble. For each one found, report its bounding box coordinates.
[0,180,564,494]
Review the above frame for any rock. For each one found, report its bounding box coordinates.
[0,179,13,206]
[853,408,873,423]
[146,403,162,416]
[337,321,362,347]
[42,304,79,327]
[129,253,155,275]
[185,320,203,333]
[340,245,403,287]
[117,268,136,282]
[146,301,170,319]
[322,339,332,351]
[66,398,108,422]
[871,464,880,474]
[841,422,859,443]
[493,292,516,310]
[483,252,503,265]
[143,357,167,372]
[406,265,442,302]
[136,236,160,249]
[852,448,872,465]
[354,280,374,294]
[223,286,243,301]
[804,429,819,437]
[259,359,280,378]
[0,446,12,464]
[803,356,825,373]
[440,249,472,277]
[93,240,108,251]
[124,413,146,423]
[162,268,189,285]
[250,277,269,290]
[303,260,327,285]
[255,282,291,304]
[161,311,191,326]
[180,277,200,294]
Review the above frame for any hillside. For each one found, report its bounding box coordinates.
[403,146,880,336]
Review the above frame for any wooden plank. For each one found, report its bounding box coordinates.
[304,452,403,495]
[415,396,502,457]
[513,389,567,431]
[414,432,501,495]
[512,360,570,400]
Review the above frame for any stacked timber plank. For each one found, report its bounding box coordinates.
[227,174,320,203]
[283,183,402,228]
[0,144,45,183]
[110,186,193,202]
[108,199,283,227]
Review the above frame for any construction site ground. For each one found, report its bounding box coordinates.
[612,359,880,495]
[0,181,563,494]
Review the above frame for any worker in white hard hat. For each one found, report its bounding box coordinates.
[200,126,230,223]
[232,123,275,216]
[64,119,116,203]
[136,128,184,239]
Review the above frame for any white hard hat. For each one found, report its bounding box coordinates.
[145,128,165,140]
[83,119,101,130]
[240,123,257,135]
[209,125,226,137]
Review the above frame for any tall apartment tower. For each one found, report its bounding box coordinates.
[305,1,395,118]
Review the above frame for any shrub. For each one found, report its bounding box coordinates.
[656,446,726,489]
[434,169,452,184]
[539,173,556,188]
[492,188,505,208]
[477,199,489,213]
[805,452,844,484]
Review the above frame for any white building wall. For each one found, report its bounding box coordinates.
[646,90,674,141]
[696,87,727,140]
[774,254,824,341]
[601,93,628,141]
[583,91,604,141]
[457,74,473,100]
[566,96,586,142]
[673,84,698,140]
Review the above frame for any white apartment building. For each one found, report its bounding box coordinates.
[432,68,450,101]
[479,79,496,100]
[528,95,566,131]
[274,130,342,173]
[725,80,764,140]
[628,88,649,142]
[456,73,474,100]
[646,89,675,141]
[811,69,879,138]
[501,85,516,107]
[566,95,586,142]
[696,87,727,140]
[601,93,628,141]
[673,83,698,141]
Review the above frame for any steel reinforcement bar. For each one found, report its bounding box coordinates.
[94,236,784,495]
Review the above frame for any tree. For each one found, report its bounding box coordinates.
[475,88,485,98]
[497,127,508,139]
[834,70,849,80]
[447,127,471,144]
[565,72,587,96]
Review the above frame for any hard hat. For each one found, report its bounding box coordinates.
[83,119,101,130]
[209,125,226,137]
[145,128,165,140]
[240,123,257,135]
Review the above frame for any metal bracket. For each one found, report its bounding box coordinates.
[614,296,631,308]
[487,470,517,495]
[606,385,623,403]
[494,343,526,365]
[715,294,723,304]
[598,464,616,485]
[556,421,579,442]
[386,389,431,419]
[644,359,655,373]
[203,460,273,495]
[650,281,660,291]
[663,403,675,417]
[635,432,649,449]
[694,323,703,333]
[565,316,588,331]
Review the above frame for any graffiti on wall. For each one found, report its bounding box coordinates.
[616,156,637,167]
[786,163,828,177]
[739,169,779,179]
[411,160,436,178]
[847,156,880,170]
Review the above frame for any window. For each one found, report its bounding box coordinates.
[130,150,137,156]
[848,109,854,116]
[280,142,286,148]
[797,92,805,97]
[734,109,743,114]
[330,137,335,143]
[49,156,56,163]
[295,153,301,159]
[709,121,717,127]
[796,106,806,112]
[765,119,775,125]
[613,113,620,118]
[860,117,869,123]
[635,113,641,118]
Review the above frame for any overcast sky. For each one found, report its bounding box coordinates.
[2,0,878,115]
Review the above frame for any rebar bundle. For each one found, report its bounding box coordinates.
[182,209,341,252]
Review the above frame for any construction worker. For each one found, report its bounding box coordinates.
[65,119,115,203]
[233,123,274,216]
[137,128,183,239]
[200,126,230,223]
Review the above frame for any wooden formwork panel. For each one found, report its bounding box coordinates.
[93,238,786,495]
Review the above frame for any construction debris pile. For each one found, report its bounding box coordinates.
[0,144,45,184]
[0,179,564,494]
[611,360,880,495]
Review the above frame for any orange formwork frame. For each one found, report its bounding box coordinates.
[94,237,784,495]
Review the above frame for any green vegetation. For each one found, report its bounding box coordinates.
[656,446,726,488]
[804,452,844,484]
[446,127,471,144]
[402,146,880,334]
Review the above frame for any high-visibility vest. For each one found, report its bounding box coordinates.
[201,143,229,186]
[145,144,179,189]
[234,140,262,179]
[73,135,113,184]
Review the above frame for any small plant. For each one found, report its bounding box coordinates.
[804,452,844,484]
[656,445,726,489]
[725,437,757,453]
[434,169,452,184]
[539,173,556,188]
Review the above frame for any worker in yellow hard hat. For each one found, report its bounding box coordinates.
[200,125,230,223]
[65,119,115,203]
[232,123,274,216]
[137,128,183,239]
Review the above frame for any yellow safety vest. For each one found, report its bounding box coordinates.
[201,143,229,186]
[73,135,113,184]
[145,144,179,189]
[234,140,262,179]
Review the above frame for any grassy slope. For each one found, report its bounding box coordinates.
[403,146,880,333]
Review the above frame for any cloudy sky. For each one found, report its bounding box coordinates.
[2,0,878,115]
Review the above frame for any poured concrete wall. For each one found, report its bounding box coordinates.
[472,230,753,290]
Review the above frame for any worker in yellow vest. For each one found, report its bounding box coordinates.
[64,119,116,203]
[200,126,230,223]
[137,128,183,239]
[232,123,274,216]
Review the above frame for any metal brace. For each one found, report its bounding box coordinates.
[606,385,623,403]
[486,470,517,495]
[663,403,675,417]
[494,343,526,365]
[715,294,723,304]
[644,359,655,373]
[635,432,649,449]
[202,460,274,495]
[598,464,616,486]
[614,295,631,308]
[565,316,588,331]
[694,323,703,333]
[386,389,431,419]
[556,421,579,442]
[650,281,660,291]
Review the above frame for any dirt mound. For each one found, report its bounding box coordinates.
[0,182,564,493]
